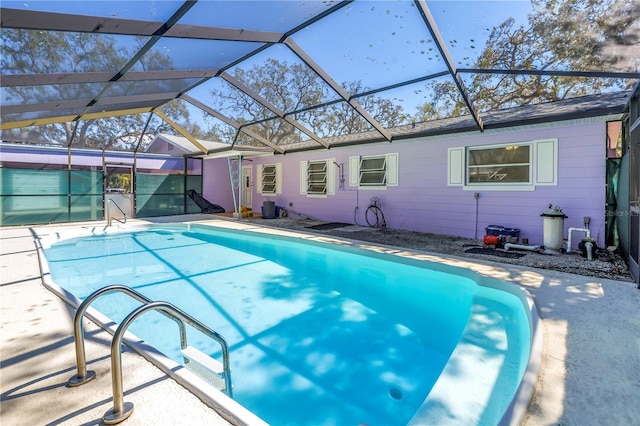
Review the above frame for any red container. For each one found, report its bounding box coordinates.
[483,234,500,245]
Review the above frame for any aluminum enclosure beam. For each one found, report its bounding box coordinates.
[181,94,285,153]
[0,107,154,130]
[153,109,208,154]
[283,37,394,142]
[414,0,484,132]
[220,72,330,149]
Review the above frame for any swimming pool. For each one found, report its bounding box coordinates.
[38,222,540,425]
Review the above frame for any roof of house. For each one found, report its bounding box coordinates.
[278,90,632,152]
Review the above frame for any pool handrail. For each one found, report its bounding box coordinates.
[104,300,233,425]
[107,199,127,226]
[67,284,187,387]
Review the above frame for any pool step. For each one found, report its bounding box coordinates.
[181,345,227,392]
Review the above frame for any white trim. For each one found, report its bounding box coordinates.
[256,164,263,195]
[327,158,336,195]
[534,138,558,185]
[448,147,464,186]
[462,185,535,192]
[349,156,359,186]
[386,153,399,186]
[275,163,282,194]
[299,160,307,195]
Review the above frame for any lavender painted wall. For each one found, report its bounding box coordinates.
[203,119,609,248]
[202,159,236,209]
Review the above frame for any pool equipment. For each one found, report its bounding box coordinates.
[567,227,591,253]
[578,237,598,260]
[541,205,567,254]
[504,242,541,252]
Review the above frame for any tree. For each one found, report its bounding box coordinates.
[416,0,639,120]
[1,29,204,150]
[207,58,410,145]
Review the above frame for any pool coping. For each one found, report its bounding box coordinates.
[34,218,543,426]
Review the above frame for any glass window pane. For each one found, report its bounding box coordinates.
[468,165,530,183]
[468,145,530,166]
[360,171,386,186]
[361,157,386,171]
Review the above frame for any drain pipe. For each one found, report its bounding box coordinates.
[504,243,541,252]
[584,239,594,260]
[567,227,591,253]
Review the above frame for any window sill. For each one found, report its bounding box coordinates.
[463,184,535,192]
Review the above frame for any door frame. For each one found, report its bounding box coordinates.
[242,165,253,209]
[104,163,134,220]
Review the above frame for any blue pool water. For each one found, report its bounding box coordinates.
[43,224,531,425]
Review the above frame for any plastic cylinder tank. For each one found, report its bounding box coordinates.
[541,205,568,254]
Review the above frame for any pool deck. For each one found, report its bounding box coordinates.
[1,216,639,425]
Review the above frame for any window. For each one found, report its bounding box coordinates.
[307,161,327,194]
[360,156,387,186]
[467,144,531,184]
[448,139,557,190]
[349,153,398,189]
[256,163,282,195]
[299,159,335,197]
[261,164,277,194]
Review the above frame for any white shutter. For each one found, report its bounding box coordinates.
[448,147,464,186]
[327,159,335,195]
[349,156,359,186]
[534,138,558,185]
[386,153,398,186]
[275,163,283,194]
[256,164,263,194]
[300,161,308,194]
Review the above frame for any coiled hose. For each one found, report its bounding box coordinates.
[365,197,386,228]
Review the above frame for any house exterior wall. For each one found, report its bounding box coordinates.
[202,159,236,210]
[203,119,609,248]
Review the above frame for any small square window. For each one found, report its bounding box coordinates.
[359,156,387,186]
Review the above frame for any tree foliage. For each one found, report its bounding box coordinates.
[208,58,409,145]
[417,0,639,120]
[1,29,203,150]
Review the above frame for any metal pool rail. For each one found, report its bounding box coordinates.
[66,284,232,425]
